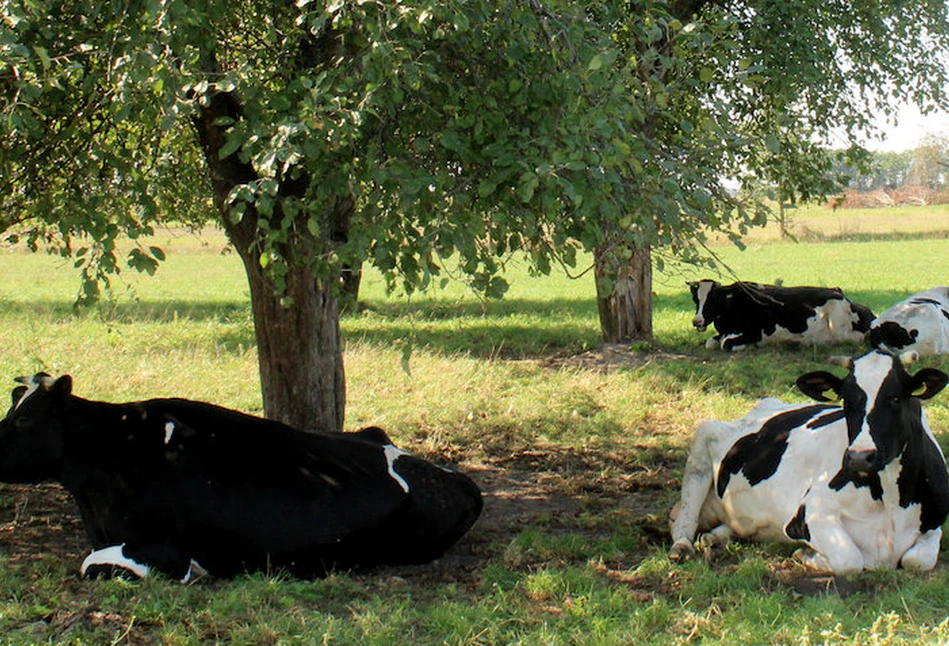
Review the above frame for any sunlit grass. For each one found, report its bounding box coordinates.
[3,214,949,643]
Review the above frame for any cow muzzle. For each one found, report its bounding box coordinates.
[843,448,879,475]
[692,316,707,332]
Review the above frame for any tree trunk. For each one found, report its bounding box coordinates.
[239,250,345,433]
[594,244,653,343]
[338,263,362,314]
[192,88,348,432]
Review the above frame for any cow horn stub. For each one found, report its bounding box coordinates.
[900,351,920,367]
[14,373,55,390]
[828,356,854,370]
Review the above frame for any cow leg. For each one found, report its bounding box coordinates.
[670,421,728,560]
[721,331,760,351]
[795,507,865,574]
[81,543,196,582]
[698,524,735,550]
[900,528,942,571]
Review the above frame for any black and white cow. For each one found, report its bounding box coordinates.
[0,374,483,581]
[870,287,949,356]
[669,350,949,573]
[688,279,874,351]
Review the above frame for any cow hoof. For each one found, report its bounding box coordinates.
[669,539,696,561]
[704,337,719,350]
[793,547,833,573]
[81,544,150,579]
[82,563,145,580]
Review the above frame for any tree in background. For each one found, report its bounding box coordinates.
[593,0,949,341]
[829,139,949,193]
[907,134,949,189]
[2,1,949,429]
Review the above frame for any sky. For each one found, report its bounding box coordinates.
[859,105,949,152]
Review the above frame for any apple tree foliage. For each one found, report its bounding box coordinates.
[1,0,948,429]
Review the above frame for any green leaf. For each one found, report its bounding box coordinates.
[478,179,497,198]
[33,46,51,71]
[440,130,463,153]
[218,132,243,160]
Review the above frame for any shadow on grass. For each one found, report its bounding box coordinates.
[346,296,603,359]
[5,286,938,364]
[793,229,949,243]
[1,298,251,324]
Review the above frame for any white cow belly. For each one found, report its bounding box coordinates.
[759,300,862,346]
[801,458,926,569]
[714,424,850,543]
[799,301,863,344]
[720,480,803,542]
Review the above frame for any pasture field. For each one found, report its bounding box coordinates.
[2,210,949,643]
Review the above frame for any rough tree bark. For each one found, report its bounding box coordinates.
[594,244,653,343]
[192,88,348,433]
[239,241,346,434]
[589,0,719,345]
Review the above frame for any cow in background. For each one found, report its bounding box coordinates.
[869,287,949,355]
[669,350,949,573]
[0,374,483,581]
[688,279,874,351]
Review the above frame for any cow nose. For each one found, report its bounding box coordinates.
[845,448,878,473]
[692,315,705,328]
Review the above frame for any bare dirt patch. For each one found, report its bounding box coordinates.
[0,443,896,601]
[0,443,676,591]
[0,483,87,570]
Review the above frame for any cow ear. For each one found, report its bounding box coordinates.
[53,375,72,399]
[908,368,949,400]
[10,385,27,407]
[796,371,842,402]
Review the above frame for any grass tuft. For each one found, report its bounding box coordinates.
[3,215,949,642]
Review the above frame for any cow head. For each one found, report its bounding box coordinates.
[0,373,72,483]
[687,279,721,331]
[869,321,919,353]
[796,351,948,476]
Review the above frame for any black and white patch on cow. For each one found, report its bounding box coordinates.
[869,287,949,356]
[0,373,484,581]
[688,279,874,351]
[669,350,949,573]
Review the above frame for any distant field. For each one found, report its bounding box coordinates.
[2,208,949,643]
[739,201,949,241]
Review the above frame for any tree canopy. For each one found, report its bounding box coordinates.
[2,0,949,426]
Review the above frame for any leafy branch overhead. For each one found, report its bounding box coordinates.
[1,0,948,295]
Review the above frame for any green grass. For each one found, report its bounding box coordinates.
[4,212,949,643]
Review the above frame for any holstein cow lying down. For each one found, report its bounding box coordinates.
[0,374,483,581]
[669,350,949,573]
[870,287,949,356]
[688,279,874,351]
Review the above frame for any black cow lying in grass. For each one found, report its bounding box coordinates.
[0,374,483,581]
[688,279,874,351]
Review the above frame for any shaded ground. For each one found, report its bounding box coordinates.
[0,346,892,603]
[0,441,876,602]
[0,341,897,609]
[0,444,674,587]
